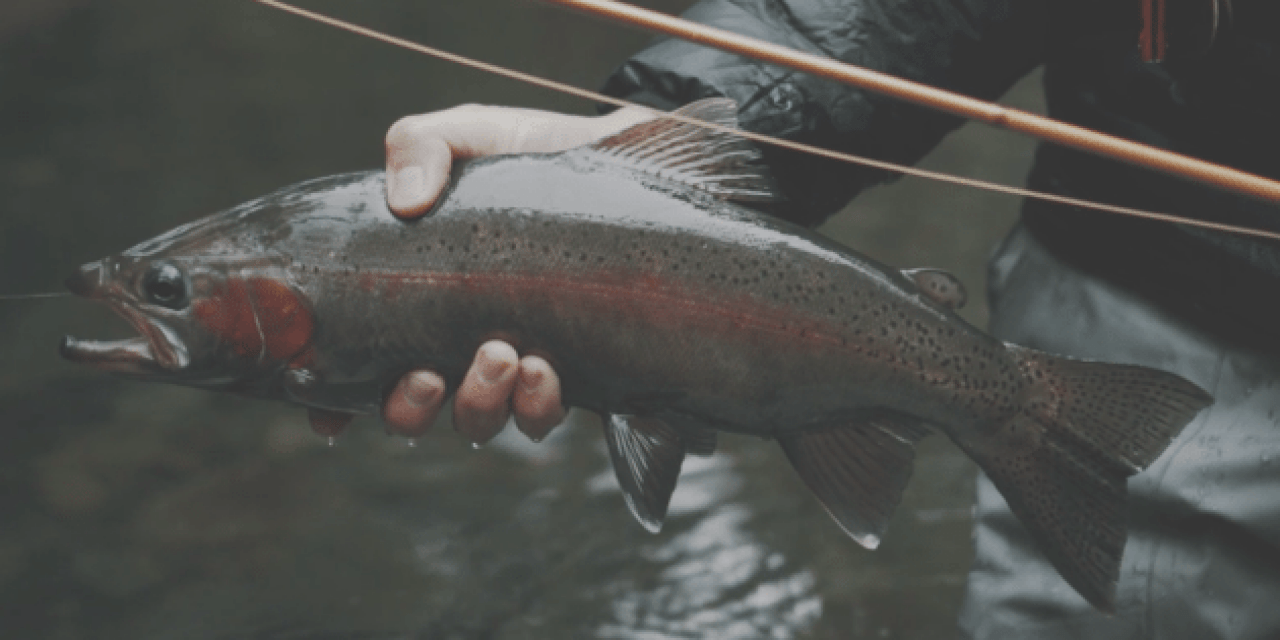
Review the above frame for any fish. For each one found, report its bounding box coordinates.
[60,98,1211,612]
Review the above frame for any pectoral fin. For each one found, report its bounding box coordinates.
[779,416,931,549]
[604,414,687,533]
[902,268,967,310]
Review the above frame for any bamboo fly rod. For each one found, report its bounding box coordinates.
[252,0,1280,241]
[542,0,1280,206]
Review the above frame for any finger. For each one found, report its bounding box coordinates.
[383,370,448,439]
[308,408,354,441]
[385,105,648,219]
[385,125,452,219]
[453,340,519,445]
[385,106,513,219]
[513,356,566,442]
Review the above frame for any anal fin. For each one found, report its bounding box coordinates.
[604,414,688,533]
[780,416,931,549]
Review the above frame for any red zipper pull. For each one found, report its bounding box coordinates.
[1139,0,1168,62]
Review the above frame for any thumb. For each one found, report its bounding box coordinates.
[385,104,524,219]
[384,105,657,219]
[386,131,452,219]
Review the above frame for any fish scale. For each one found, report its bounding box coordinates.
[60,98,1212,612]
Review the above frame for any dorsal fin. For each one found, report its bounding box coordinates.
[902,268,967,310]
[576,98,783,203]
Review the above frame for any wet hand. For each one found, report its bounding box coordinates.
[384,341,565,445]
[385,103,654,218]
[382,104,654,443]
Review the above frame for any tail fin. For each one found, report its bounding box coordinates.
[972,345,1212,612]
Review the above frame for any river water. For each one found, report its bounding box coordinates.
[0,1,1042,637]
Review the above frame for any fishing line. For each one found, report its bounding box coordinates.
[255,0,1280,243]
[0,292,71,301]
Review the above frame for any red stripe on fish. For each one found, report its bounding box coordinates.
[366,268,851,352]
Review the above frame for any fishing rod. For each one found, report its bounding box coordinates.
[251,0,1280,244]
[544,0,1280,207]
[10,2,1269,301]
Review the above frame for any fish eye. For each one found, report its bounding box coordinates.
[143,263,187,309]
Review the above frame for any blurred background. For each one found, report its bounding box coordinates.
[0,1,1042,637]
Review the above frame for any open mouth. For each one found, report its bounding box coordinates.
[61,334,159,374]
[61,311,169,376]
[60,262,187,375]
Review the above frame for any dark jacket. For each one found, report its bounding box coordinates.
[601,0,1280,353]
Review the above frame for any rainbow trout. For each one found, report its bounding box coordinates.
[61,99,1210,611]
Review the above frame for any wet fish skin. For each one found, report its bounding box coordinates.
[61,99,1212,612]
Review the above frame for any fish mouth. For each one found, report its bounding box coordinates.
[61,262,189,375]
[60,334,160,375]
[61,302,189,375]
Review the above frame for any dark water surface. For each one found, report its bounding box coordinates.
[0,1,1042,637]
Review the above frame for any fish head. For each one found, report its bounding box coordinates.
[62,255,200,377]
[61,248,313,391]
[57,176,346,392]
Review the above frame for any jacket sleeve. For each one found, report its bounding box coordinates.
[601,0,1047,226]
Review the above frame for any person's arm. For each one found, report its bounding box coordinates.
[601,0,1048,227]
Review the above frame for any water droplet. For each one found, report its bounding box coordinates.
[471,442,482,450]
[327,437,337,447]
[407,438,418,448]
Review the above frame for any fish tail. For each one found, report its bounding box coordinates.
[969,344,1212,612]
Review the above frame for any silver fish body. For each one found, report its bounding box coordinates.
[61,99,1211,612]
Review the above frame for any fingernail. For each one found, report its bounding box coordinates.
[477,348,512,385]
[401,374,439,408]
[390,166,426,206]
[519,368,543,395]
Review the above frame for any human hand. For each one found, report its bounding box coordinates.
[384,103,654,218]
[379,104,653,444]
